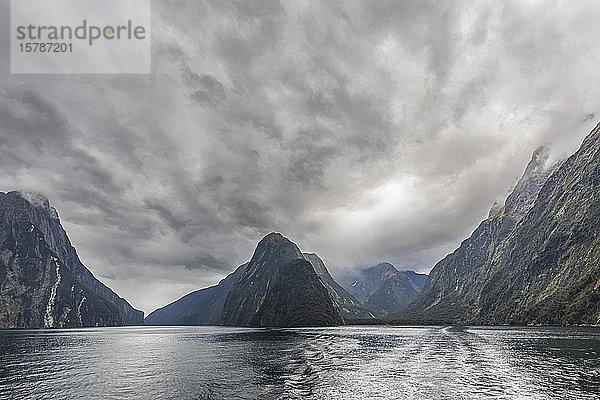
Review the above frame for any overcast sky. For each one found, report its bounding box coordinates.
[1,0,600,314]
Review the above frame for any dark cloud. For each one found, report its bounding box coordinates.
[1,0,600,313]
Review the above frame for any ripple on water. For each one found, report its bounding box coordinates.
[0,326,599,400]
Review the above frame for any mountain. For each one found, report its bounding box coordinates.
[392,146,562,324]
[0,191,143,328]
[145,263,247,325]
[221,233,344,327]
[392,127,600,325]
[340,262,427,317]
[303,253,374,319]
[146,240,366,326]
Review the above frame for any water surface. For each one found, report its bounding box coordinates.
[1,325,599,399]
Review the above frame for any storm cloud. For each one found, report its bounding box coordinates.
[1,0,600,313]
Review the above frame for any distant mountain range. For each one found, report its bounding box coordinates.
[302,253,375,319]
[0,189,425,329]
[146,233,425,327]
[0,191,143,328]
[339,263,427,317]
[391,123,600,326]
[5,122,600,328]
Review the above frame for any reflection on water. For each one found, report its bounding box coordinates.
[1,325,599,399]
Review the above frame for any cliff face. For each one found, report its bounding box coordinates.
[247,259,344,327]
[394,127,600,325]
[475,126,600,325]
[220,233,343,327]
[0,192,143,328]
[0,204,123,328]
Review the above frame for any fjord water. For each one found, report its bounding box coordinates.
[0,326,598,399]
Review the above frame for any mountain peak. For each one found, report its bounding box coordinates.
[504,146,563,220]
[486,146,564,222]
[259,232,289,245]
[3,191,59,219]
[249,232,303,274]
[340,262,427,316]
[221,234,343,327]
[367,262,398,275]
[17,191,51,208]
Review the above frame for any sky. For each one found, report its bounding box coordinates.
[1,0,600,314]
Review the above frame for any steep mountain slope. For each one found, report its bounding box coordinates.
[393,129,600,325]
[221,233,343,327]
[476,126,600,325]
[246,258,345,327]
[144,263,247,325]
[303,253,374,319]
[340,262,427,316]
[145,245,368,325]
[0,192,143,327]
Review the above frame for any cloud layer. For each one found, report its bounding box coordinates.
[1,0,600,313]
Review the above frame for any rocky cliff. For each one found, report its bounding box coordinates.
[220,233,344,327]
[0,192,143,328]
[392,129,600,325]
